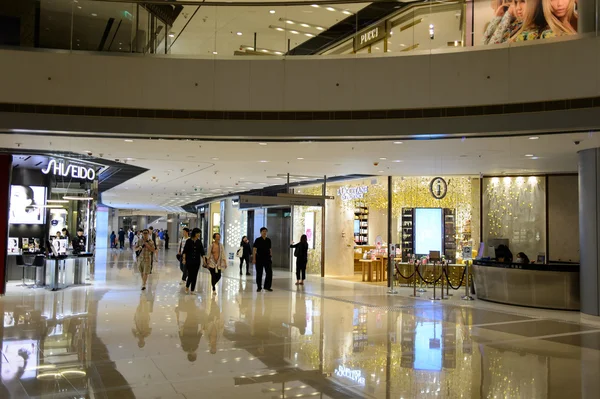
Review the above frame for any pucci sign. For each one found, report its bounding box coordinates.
[334,365,366,386]
[42,160,96,181]
[354,21,387,52]
[337,186,368,201]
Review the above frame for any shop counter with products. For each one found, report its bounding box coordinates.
[473,259,580,310]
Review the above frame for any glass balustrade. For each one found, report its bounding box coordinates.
[0,0,593,57]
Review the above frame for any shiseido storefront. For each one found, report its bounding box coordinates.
[0,154,101,294]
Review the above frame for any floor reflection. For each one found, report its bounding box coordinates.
[0,249,597,398]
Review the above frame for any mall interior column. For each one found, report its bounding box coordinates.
[0,154,13,295]
[578,148,600,316]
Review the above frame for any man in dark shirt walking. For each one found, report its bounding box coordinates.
[182,228,206,295]
[118,228,126,249]
[253,227,273,292]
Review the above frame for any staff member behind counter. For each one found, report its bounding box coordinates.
[72,228,87,254]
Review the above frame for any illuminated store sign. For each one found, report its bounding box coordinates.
[429,177,447,200]
[42,160,96,181]
[354,22,387,52]
[334,365,366,386]
[338,186,368,201]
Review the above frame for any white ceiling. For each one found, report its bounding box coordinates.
[169,3,370,56]
[0,132,595,211]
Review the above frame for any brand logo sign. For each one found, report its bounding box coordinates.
[42,160,96,181]
[429,177,448,199]
[337,186,368,201]
[354,22,387,52]
[334,365,366,386]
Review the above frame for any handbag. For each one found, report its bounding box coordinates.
[293,246,299,257]
[176,254,182,262]
[236,246,244,258]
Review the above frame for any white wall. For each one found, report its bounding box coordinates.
[1,37,598,111]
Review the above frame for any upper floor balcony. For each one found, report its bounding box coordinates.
[1,0,593,58]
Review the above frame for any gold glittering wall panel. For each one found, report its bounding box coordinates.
[483,177,546,258]
[292,205,323,275]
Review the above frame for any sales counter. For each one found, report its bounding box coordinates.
[6,252,93,290]
[473,259,580,310]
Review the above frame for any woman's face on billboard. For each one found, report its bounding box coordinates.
[11,186,33,211]
[514,0,527,19]
[550,0,569,18]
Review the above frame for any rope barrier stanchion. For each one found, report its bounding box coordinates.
[387,258,398,295]
[417,261,427,293]
[461,260,475,301]
[445,261,453,297]
[429,261,441,300]
[409,262,420,298]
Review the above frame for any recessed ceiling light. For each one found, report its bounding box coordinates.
[297,157,304,160]
[211,157,219,161]
[342,10,352,15]
[326,7,335,11]
[301,23,310,27]
[275,51,283,55]
[124,139,134,142]
[392,160,403,163]
[394,141,403,144]
[285,20,295,24]
[259,160,270,163]
[316,26,325,31]
[236,32,242,36]
[530,157,539,160]
[290,30,299,35]
[261,49,269,53]
[525,154,534,157]
[529,136,539,140]
[259,143,267,145]
[311,4,320,8]
[91,13,97,17]
[212,51,218,55]
[379,157,387,160]
[269,10,276,14]
[168,33,175,38]
[305,33,315,37]
[276,27,284,32]
[378,170,385,173]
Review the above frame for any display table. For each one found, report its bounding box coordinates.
[46,254,93,291]
[473,260,580,310]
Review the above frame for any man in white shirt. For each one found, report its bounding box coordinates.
[178,228,190,285]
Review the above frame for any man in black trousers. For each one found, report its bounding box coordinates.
[253,227,273,292]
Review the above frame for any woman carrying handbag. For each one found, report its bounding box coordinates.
[208,233,227,295]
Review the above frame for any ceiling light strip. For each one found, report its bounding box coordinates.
[240,44,285,55]
[269,25,316,37]
[278,18,327,31]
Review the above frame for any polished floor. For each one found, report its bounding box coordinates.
[1,249,599,399]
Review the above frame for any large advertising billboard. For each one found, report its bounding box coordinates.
[9,185,46,225]
[475,0,578,45]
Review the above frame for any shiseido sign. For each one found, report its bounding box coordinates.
[354,22,387,52]
[42,160,96,181]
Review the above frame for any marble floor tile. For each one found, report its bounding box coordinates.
[0,248,598,398]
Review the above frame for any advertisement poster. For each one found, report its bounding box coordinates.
[8,238,19,254]
[9,185,46,225]
[475,0,579,45]
[305,212,315,249]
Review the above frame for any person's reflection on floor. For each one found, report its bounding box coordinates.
[237,278,251,320]
[176,296,206,362]
[132,293,152,348]
[205,298,224,354]
[252,294,272,356]
[293,290,307,336]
